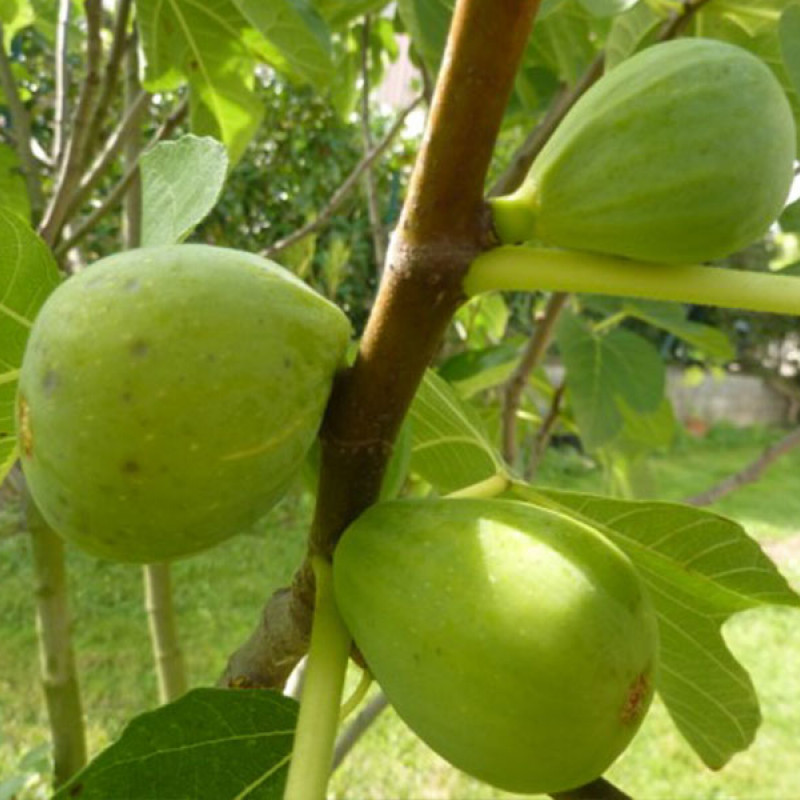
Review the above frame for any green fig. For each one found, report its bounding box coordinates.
[17,245,351,562]
[333,497,658,794]
[491,38,796,264]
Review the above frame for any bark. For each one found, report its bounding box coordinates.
[220,0,542,690]
[26,496,87,787]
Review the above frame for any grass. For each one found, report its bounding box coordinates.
[1,424,799,799]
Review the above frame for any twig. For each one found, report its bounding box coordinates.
[55,96,188,258]
[39,0,105,247]
[66,88,150,219]
[332,691,390,770]
[51,0,72,165]
[262,93,423,259]
[359,16,388,270]
[0,24,45,217]
[526,381,567,481]
[502,292,569,464]
[685,427,800,507]
[490,54,604,198]
[656,0,714,41]
[82,0,134,164]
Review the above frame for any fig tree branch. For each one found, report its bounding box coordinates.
[527,380,567,480]
[685,426,800,507]
[0,23,45,217]
[51,0,72,165]
[82,0,135,165]
[39,0,104,248]
[66,88,150,220]
[262,93,423,259]
[221,0,542,690]
[502,292,569,464]
[54,96,188,258]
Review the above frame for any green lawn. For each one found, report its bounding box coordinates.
[1,425,799,799]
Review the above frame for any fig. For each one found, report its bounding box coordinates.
[17,245,350,562]
[333,498,658,794]
[490,38,796,264]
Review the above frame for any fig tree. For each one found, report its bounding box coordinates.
[333,497,659,794]
[490,38,796,264]
[17,245,351,562]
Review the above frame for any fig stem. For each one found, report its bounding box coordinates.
[446,473,511,499]
[339,668,372,722]
[464,245,800,317]
[283,557,351,800]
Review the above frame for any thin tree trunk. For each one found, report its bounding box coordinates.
[143,563,188,702]
[26,495,87,787]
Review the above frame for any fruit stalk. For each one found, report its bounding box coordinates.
[465,246,800,317]
[283,557,351,800]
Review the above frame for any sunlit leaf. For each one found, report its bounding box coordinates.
[0,208,60,483]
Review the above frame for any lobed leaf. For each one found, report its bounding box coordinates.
[0,208,59,483]
[408,370,505,493]
[511,484,800,768]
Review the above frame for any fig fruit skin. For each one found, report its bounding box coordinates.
[333,498,659,794]
[17,244,351,563]
[491,38,796,264]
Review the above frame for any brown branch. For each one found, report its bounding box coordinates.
[39,0,104,247]
[82,0,135,164]
[0,24,45,217]
[66,88,150,219]
[54,96,188,258]
[656,0,714,41]
[220,0,542,690]
[502,292,569,464]
[360,15,388,270]
[262,93,423,259]
[685,426,800,507]
[526,380,566,481]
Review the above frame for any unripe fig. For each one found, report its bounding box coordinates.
[333,498,658,794]
[491,39,796,264]
[17,245,351,562]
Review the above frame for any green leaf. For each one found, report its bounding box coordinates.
[605,1,662,69]
[621,299,735,362]
[0,0,33,46]
[695,0,800,150]
[54,689,297,800]
[137,0,266,162]
[396,0,453,74]
[438,341,520,399]
[779,3,800,95]
[0,207,60,483]
[141,135,229,247]
[408,370,505,494]
[511,484,800,769]
[0,144,30,223]
[780,197,800,233]
[556,310,664,450]
[578,0,637,17]
[231,0,333,87]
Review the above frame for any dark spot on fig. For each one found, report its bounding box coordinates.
[620,671,650,725]
[0,431,7,439]
[284,357,292,369]
[129,339,149,357]
[124,278,140,292]
[121,459,140,474]
[68,781,84,797]
[42,369,60,394]
[120,391,133,403]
